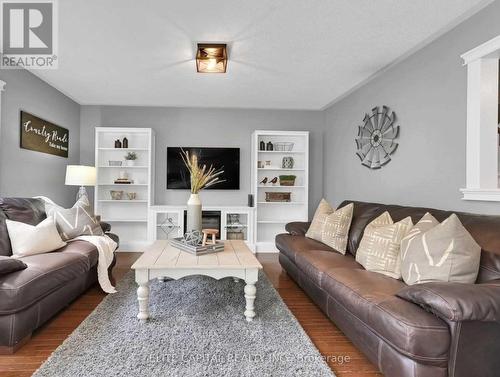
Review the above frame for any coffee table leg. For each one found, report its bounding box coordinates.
[137,282,150,323]
[244,281,256,321]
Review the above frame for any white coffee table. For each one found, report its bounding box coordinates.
[131,240,263,322]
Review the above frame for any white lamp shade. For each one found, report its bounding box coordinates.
[65,165,96,186]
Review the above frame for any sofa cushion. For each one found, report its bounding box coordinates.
[0,249,91,314]
[62,240,99,267]
[0,197,47,257]
[322,268,450,363]
[275,233,334,262]
[295,249,362,286]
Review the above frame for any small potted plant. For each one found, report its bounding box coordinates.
[124,152,137,166]
[279,175,296,186]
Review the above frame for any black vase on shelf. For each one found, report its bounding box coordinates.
[114,139,122,148]
[266,141,274,151]
[259,140,266,151]
[122,137,128,148]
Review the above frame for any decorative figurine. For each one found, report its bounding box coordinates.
[260,177,268,185]
[202,228,219,246]
[270,177,278,185]
[183,230,203,246]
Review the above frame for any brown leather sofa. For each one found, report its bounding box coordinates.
[276,200,500,377]
[0,197,118,354]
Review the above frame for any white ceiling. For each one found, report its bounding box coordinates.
[32,0,491,110]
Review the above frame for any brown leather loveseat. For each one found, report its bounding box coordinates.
[0,197,118,353]
[276,200,500,377]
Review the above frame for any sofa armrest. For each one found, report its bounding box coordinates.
[100,221,111,233]
[397,280,500,322]
[285,222,311,236]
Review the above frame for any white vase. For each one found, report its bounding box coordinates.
[186,193,202,233]
[124,160,135,167]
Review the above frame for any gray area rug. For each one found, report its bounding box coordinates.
[33,271,334,377]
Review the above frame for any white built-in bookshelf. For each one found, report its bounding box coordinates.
[251,130,309,251]
[94,127,154,250]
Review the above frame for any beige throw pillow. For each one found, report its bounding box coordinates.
[6,216,66,257]
[400,213,481,285]
[355,212,413,279]
[305,199,353,254]
[306,199,334,240]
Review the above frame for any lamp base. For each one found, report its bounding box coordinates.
[77,186,88,201]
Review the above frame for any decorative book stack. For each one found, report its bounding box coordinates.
[114,178,134,184]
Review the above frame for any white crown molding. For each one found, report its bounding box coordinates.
[461,34,500,64]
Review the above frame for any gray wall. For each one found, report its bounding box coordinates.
[0,69,80,207]
[4,1,500,217]
[80,106,325,216]
[323,0,500,215]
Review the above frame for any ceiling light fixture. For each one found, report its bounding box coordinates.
[196,43,227,73]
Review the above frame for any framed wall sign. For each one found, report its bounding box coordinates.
[20,111,69,158]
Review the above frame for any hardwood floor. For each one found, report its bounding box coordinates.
[0,252,381,377]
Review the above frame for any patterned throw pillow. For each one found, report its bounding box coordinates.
[306,199,353,254]
[45,196,103,241]
[400,213,481,285]
[355,212,413,279]
[306,199,334,240]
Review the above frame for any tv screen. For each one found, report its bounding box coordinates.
[167,147,240,190]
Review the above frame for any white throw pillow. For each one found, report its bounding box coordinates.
[6,216,66,257]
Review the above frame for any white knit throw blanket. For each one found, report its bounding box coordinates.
[72,235,117,293]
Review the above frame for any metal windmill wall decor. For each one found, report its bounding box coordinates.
[355,105,399,169]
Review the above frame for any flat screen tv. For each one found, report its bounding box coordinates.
[167,147,240,190]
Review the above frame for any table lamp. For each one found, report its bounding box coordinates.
[65,165,96,201]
